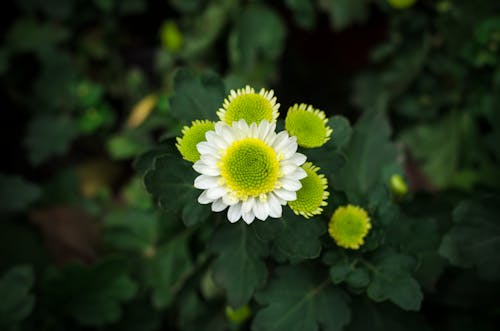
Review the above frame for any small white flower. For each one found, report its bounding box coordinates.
[193,120,307,224]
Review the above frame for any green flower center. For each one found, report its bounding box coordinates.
[176,120,215,163]
[329,205,371,249]
[224,94,274,124]
[220,138,279,199]
[285,106,330,148]
[289,163,327,217]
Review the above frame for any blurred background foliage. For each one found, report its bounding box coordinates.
[1,0,500,330]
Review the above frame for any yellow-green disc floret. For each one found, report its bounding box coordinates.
[176,120,215,163]
[328,205,371,249]
[285,104,332,148]
[288,162,329,218]
[217,86,280,125]
[220,138,280,200]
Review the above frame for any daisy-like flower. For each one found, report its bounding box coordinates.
[217,86,280,125]
[176,120,215,163]
[328,205,371,249]
[288,162,329,218]
[285,103,333,148]
[193,120,307,224]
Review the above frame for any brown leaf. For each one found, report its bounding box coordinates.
[30,206,101,265]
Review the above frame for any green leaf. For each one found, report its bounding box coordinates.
[318,0,369,30]
[334,112,398,203]
[145,232,193,309]
[144,154,210,226]
[209,223,268,308]
[253,265,351,331]
[439,195,500,281]
[24,115,79,165]
[325,251,371,289]
[5,18,69,52]
[0,265,35,329]
[253,209,326,260]
[346,297,431,331]
[366,249,423,311]
[169,69,225,123]
[0,174,40,213]
[329,115,353,150]
[103,209,157,253]
[284,0,316,29]
[229,4,286,71]
[43,259,137,326]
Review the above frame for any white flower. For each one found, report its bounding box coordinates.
[193,120,307,224]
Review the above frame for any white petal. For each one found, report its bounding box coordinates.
[280,163,297,175]
[291,167,307,180]
[211,199,227,212]
[267,194,282,218]
[200,154,220,165]
[274,188,297,201]
[194,175,219,189]
[206,131,228,150]
[242,211,255,224]
[206,186,227,200]
[222,193,239,206]
[281,178,302,191]
[220,126,234,145]
[272,131,289,151]
[228,203,242,223]
[242,197,255,213]
[253,201,269,221]
[256,121,270,140]
[281,139,298,158]
[193,161,220,176]
[198,191,213,204]
[197,141,218,155]
[289,153,307,166]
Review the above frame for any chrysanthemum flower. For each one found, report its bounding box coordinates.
[328,205,371,249]
[217,86,280,125]
[288,162,329,218]
[193,120,307,224]
[176,120,215,162]
[285,103,333,148]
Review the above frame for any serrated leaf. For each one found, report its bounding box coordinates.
[146,232,193,309]
[253,265,351,331]
[0,265,35,329]
[346,297,431,331]
[318,0,369,30]
[334,112,398,203]
[209,223,268,307]
[439,195,500,281]
[43,259,137,326]
[230,4,286,71]
[24,115,79,165]
[366,249,423,311]
[253,209,326,260]
[169,69,225,123]
[144,154,210,226]
[0,174,40,213]
[103,209,157,253]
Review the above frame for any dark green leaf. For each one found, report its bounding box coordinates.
[103,209,157,253]
[24,115,79,165]
[253,209,326,260]
[0,265,35,329]
[318,0,369,30]
[145,232,193,309]
[0,174,40,213]
[284,0,316,28]
[209,223,268,307]
[334,112,398,203]
[253,265,351,331]
[43,259,137,326]
[169,69,225,123]
[439,195,500,281]
[5,18,69,52]
[144,154,210,226]
[366,249,423,311]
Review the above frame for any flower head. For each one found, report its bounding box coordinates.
[193,120,307,224]
[328,205,371,249]
[176,120,215,162]
[288,162,329,218]
[217,86,280,125]
[390,174,408,196]
[285,103,332,148]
